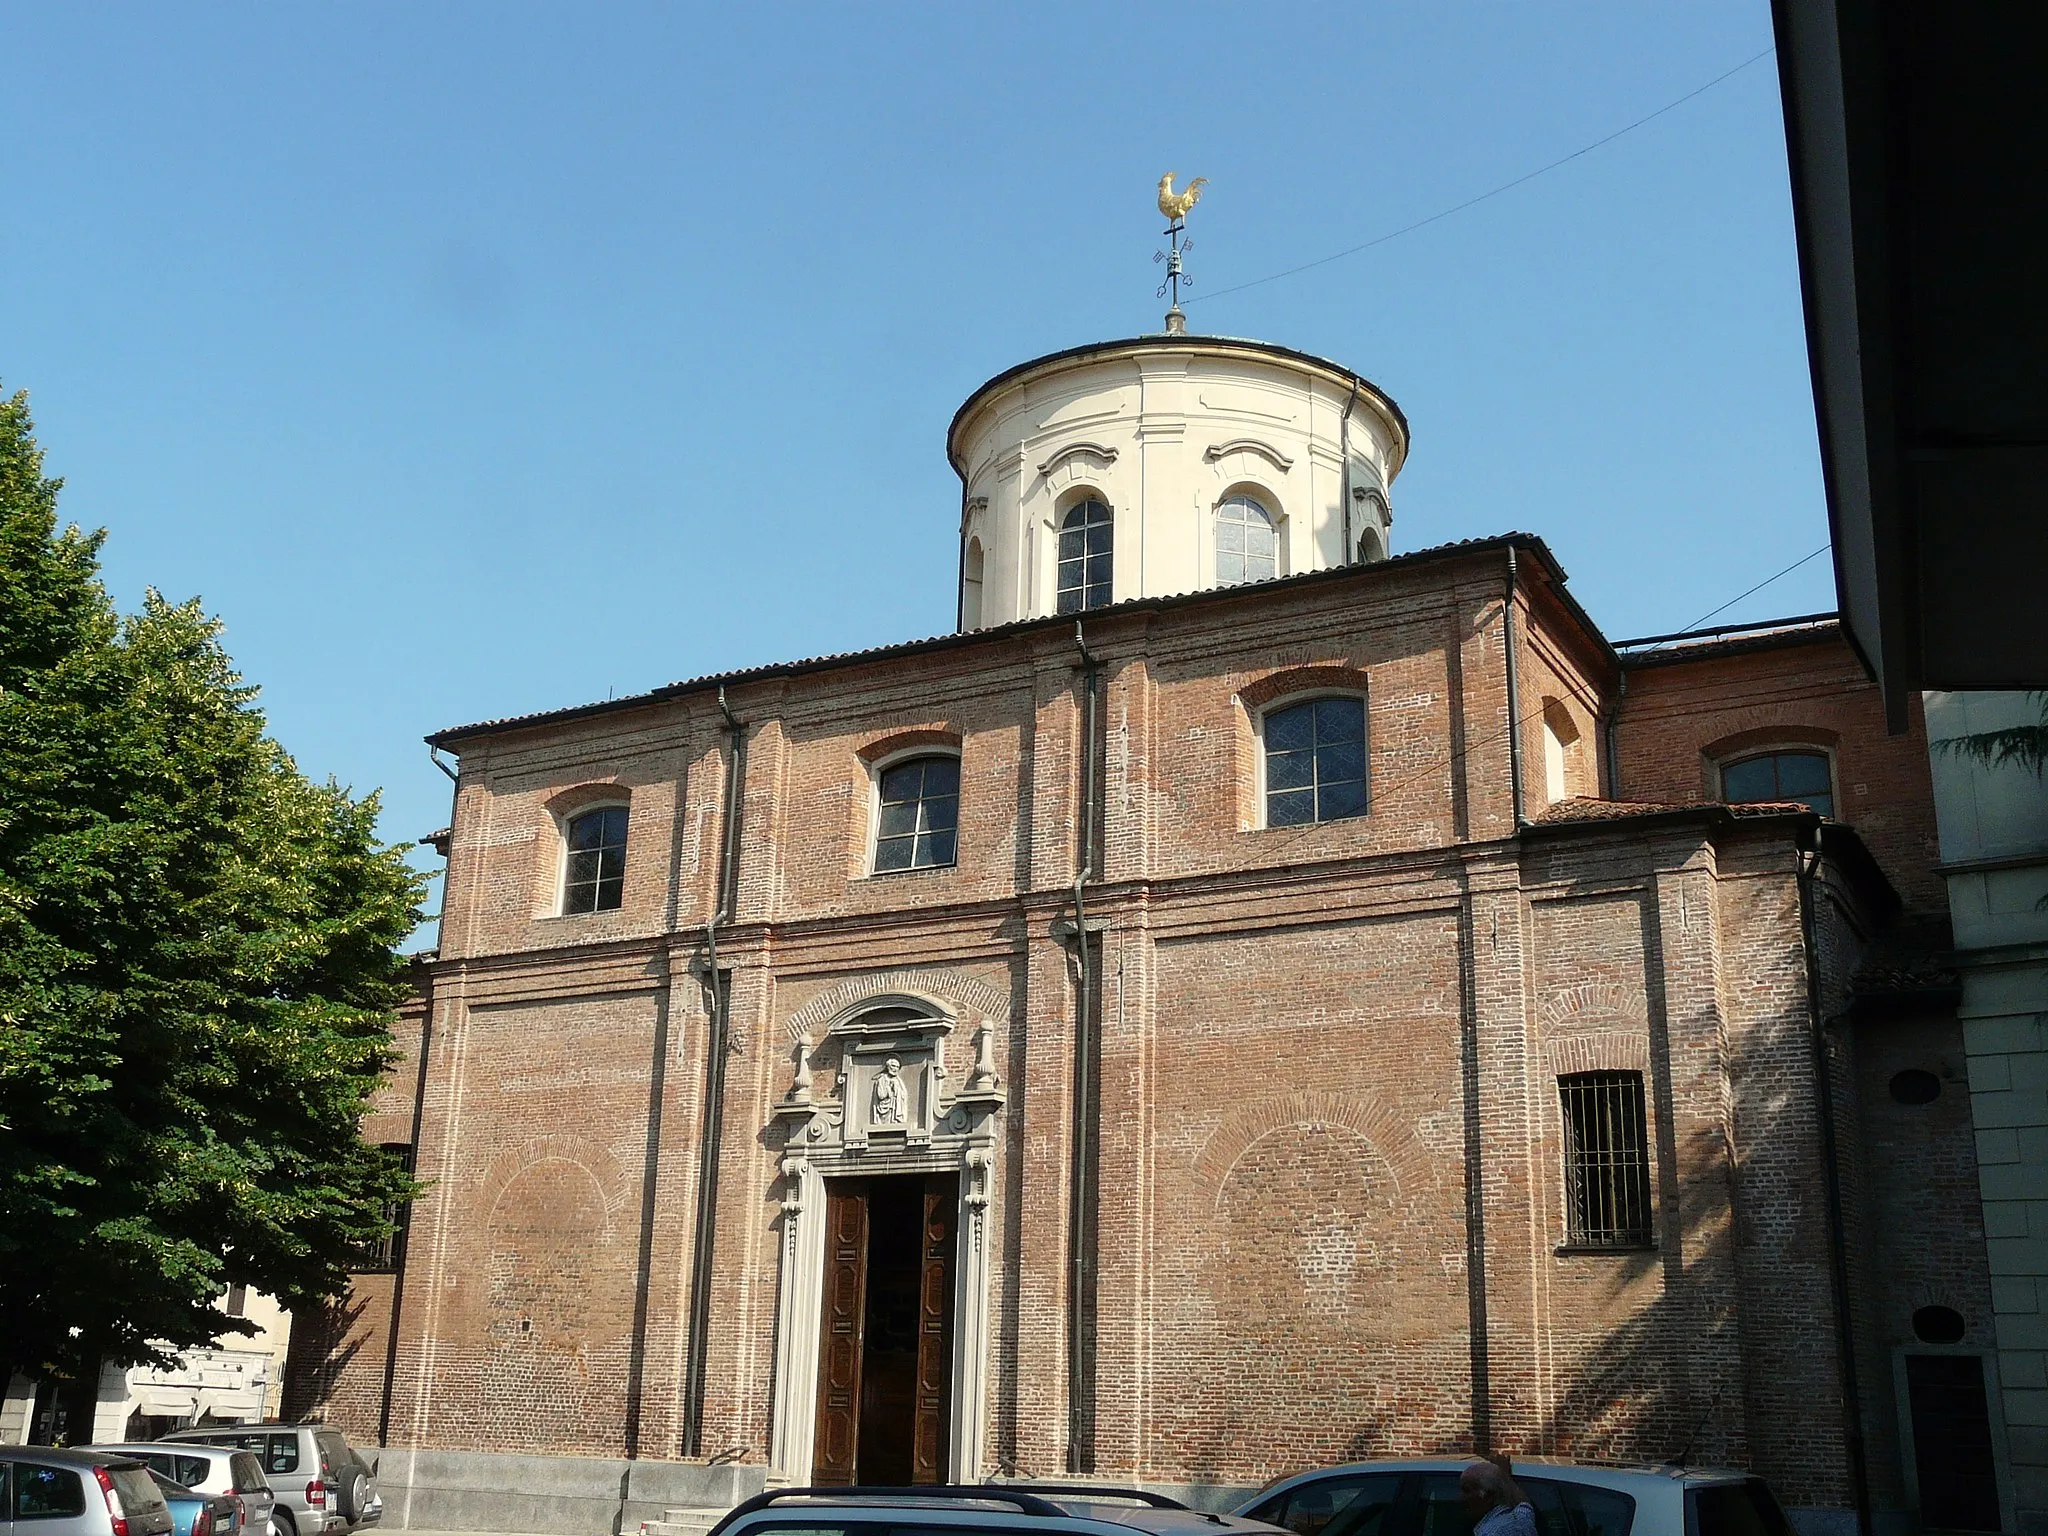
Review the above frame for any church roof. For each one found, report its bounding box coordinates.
[944,331,1412,473]
[427,531,1589,748]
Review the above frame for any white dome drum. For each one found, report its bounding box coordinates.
[948,335,1409,630]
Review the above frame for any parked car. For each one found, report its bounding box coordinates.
[706,1484,1289,1536]
[159,1426,378,1536]
[146,1470,242,1536]
[85,1444,275,1536]
[0,1446,174,1536]
[1232,1458,1795,1536]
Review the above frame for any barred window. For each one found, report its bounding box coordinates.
[1559,1071,1653,1248]
[874,755,961,872]
[1056,499,1113,614]
[352,1142,413,1273]
[563,805,628,914]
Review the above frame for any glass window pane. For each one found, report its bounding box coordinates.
[1267,749,1314,790]
[594,875,624,911]
[925,829,957,866]
[1721,757,1777,802]
[1246,551,1276,582]
[1268,787,1315,826]
[922,798,960,840]
[1266,705,1315,751]
[17,1467,87,1519]
[874,836,913,871]
[1059,527,1086,561]
[1086,522,1111,555]
[568,814,605,851]
[1318,778,1368,820]
[1085,579,1112,610]
[1315,697,1365,742]
[1568,1487,1637,1536]
[921,757,960,796]
[1217,519,1245,554]
[1416,1475,1474,1536]
[1317,741,1366,787]
[1247,519,1277,554]
[878,799,917,837]
[1805,789,1835,818]
[599,807,628,845]
[1776,752,1831,795]
[879,763,922,801]
[597,846,626,881]
[565,849,599,887]
[1056,585,1082,615]
[1217,553,1245,586]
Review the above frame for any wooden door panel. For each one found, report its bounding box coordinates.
[911,1173,957,1484]
[812,1181,868,1485]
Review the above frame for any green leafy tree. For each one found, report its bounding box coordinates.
[0,386,426,1405]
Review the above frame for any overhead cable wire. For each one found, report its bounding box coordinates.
[1363,536,1832,808]
[1189,44,1779,306]
[1658,540,1832,641]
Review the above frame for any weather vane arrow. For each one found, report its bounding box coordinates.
[1154,172,1206,334]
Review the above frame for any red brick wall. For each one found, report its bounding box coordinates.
[314,550,1983,1516]
[1615,631,1945,912]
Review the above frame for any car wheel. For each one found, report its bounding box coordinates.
[272,1510,296,1536]
[340,1472,367,1527]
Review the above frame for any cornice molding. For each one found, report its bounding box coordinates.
[1205,437,1296,473]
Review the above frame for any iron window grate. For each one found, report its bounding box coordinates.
[1559,1070,1654,1248]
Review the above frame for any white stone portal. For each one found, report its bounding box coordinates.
[949,335,1408,629]
[765,996,1004,1485]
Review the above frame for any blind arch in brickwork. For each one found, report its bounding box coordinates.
[1194,1088,1435,1201]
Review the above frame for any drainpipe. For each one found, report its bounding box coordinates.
[682,686,746,1456]
[1502,547,1526,829]
[1796,836,1873,1536]
[955,479,970,633]
[1604,669,1628,800]
[1067,620,1101,1473]
[1339,377,1361,563]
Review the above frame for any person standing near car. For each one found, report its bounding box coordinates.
[1460,1455,1536,1536]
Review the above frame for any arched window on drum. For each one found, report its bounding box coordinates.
[1216,494,1278,587]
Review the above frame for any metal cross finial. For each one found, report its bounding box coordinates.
[1154,172,1206,334]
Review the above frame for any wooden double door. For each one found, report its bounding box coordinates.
[813,1172,957,1485]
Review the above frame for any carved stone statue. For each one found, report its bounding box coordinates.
[871,1056,908,1126]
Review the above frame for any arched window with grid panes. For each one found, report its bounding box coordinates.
[1216,493,1278,587]
[1056,499,1112,614]
[1262,695,1367,826]
[873,754,961,872]
[562,805,627,913]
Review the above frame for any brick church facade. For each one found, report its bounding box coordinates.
[290,333,2005,1536]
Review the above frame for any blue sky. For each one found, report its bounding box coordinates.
[2,3,1823,936]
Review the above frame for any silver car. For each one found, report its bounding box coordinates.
[86,1446,275,1536]
[0,1447,174,1536]
[159,1425,376,1536]
[1233,1457,1794,1536]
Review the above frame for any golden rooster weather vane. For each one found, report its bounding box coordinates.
[1153,172,1206,334]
